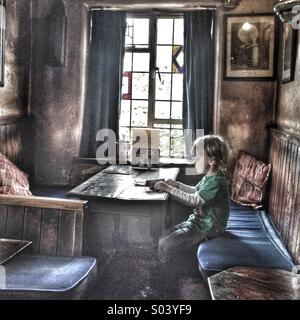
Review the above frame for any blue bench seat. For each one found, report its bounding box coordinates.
[197,202,295,281]
[0,254,97,300]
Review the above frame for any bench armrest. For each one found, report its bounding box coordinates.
[0,195,88,256]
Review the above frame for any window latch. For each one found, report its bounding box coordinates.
[154,66,162,82]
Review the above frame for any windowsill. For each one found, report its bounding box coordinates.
[73,157,195,167]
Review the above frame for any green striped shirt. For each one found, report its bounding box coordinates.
[185,172,230,234]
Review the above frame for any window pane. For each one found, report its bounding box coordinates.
[125,18,133,47]
[171,102,182,120]
[171,124,183,129]
[155,101,170,119]
[119,100,131,127]
[174,19,184,45]
[172,74,183,101]
[124,52,132,72]
[157,19,173,44]
[171,129,186,158]
[154,124,170,129]
[132,73,149,99]
[172,45,184,74]
[119,127,130,142]
[156,46,172,72]
[155,74,171,101]
[133,19,149,45]
[133,53,150,72]
[159,129,170,157]
[131,100,148,127]
[122,72,132,100]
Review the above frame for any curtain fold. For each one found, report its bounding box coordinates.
[183,11,215,153]
[80,11,126,158]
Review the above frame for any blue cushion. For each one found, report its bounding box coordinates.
[197,203,295,280]
[0,254,97,299]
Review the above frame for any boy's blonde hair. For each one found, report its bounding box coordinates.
[192,135,230,173]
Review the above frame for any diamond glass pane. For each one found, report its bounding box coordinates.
[172,46,184,74]
[133,53,150,72]
[155,73,171,101]
[172,74,183,101]
[154,124,171,129]
[119,100,131,126]
[155,101,171,119]
[119,127,130,142]
[171,102,183,120]
[157,19,173,44]
[159,129,171,157]
[156,46,172,72]
[174,19,184,45]
[133,19,149,45]
[132,73,149,99]
[131,100,148,127]
[125,18,133,47]
[171,129,186,158]
[123,52,132,72]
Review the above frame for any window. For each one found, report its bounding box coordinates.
[119,15,186,158]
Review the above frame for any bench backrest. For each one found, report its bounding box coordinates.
[0,195,87,256]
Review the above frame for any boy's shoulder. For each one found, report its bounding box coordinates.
[205,172,228,182]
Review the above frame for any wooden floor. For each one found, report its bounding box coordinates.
[86,248,211,300]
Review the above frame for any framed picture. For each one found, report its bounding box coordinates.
[0,0,5,87]
[224,14,277,80]
[281,22,298,83]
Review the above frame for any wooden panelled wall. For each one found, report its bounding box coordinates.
[269,129,300,265]
[0,195,87,256]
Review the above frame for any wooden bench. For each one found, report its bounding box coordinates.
[0,195,97,300]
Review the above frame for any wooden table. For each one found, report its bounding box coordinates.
[68,165,180,259]
[208,267,300,300]
[0,239,32,265]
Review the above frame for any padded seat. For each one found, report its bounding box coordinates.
[197,202,295,281]
[0,254,97,300]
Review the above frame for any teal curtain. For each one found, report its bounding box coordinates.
[80,11,126,157]
[183,11,215,154]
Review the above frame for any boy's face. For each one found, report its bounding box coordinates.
[195,152,209,174]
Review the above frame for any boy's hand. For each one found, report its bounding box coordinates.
[153,181,171,192]
[165,179,180,188]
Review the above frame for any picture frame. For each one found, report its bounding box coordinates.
[0,0,5,87]
[224,13,277,81]
[281,21,298,84]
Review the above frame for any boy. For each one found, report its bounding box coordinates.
[154,135,230,263]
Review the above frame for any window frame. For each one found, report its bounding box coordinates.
[120,12,185,158]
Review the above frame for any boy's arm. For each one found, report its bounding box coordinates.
[166,179,197,194]
[167,186,205,208]
[178,182,197,194]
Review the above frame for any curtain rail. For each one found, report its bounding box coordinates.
[91,7,216,12]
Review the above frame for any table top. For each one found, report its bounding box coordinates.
[208,267,300,300]
[0,239,32,265]
[67,165,180,201]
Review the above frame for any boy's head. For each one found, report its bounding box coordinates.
[192,135,230,174]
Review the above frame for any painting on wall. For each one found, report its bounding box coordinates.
[281,21,298,83]
[224,14,277,80]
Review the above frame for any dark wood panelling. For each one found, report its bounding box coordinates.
[0,205,8,238]
[23,207,43,254]
[6,206,25,240]
[40,209,60,255]
[269,129,300,264]
[0,195,87,256]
